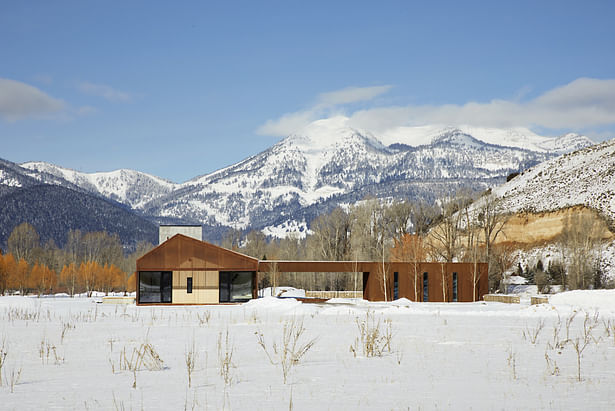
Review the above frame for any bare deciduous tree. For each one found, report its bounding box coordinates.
[560,212,601,289]
[8,222,40,265]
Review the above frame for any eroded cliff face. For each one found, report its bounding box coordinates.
[496,206,613,246]
[426,205,613,257]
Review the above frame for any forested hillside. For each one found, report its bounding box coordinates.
[0,185,157,249]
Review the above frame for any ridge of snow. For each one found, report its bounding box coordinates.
[490,138,615,221]
[378,123,594,154]
[20,161,178,209]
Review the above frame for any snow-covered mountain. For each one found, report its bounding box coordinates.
[0,158,157,248]
[7,117,596,240]
[379,124,592,154]
[489,138,615,224]
[141,117,593,238]
[20,162,178,209]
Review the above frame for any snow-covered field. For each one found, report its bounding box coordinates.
[1,292,615,410]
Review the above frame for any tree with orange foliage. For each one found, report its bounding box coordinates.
[1,253,17,294]
[125,272,137,293]
[60,262,79,297]
[78,261,100,297]
[0,252,6,295]
[391,234,426,301]
[9,258,31,295]
[97,263,124,295]
[29,263,43,294]
[29,263,57,296]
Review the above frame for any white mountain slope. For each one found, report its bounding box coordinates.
[15,117,595,239]
[380,124,592,154]
[20,162,178,209]
[490,138,615,223]
[143,117,593,237]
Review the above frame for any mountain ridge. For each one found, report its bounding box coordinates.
[5,118,598,241]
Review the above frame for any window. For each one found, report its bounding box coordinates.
[187,277,193,294]
[393,272,399,300]
[452,272,458,302]
[423,272,428,302]
[219,272,253,302]
[139,271,172,303]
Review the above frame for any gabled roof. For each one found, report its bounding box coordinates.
[137,234,258,271]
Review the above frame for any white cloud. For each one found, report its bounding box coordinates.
[78,82,132,102]
[349,78,615,134]
[257,78,615,138]
[0,78,65,122]
[257,109,319,137]
[257,85,391,136]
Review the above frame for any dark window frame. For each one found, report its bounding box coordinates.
[423,272,429,302]
[219,271,254,303]
[187,277,193,294]
[138,271,172,304]
[452,272,458,302]
[393,272,399,300]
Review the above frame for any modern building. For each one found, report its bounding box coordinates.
[136,234,489,305]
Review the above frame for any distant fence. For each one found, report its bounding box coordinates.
[305,291,363,299]
[530,296,549,305]
[483,294,520,304]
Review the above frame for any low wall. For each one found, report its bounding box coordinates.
[483,294,520,304]
[530,296,549,305]
[305,291,363,299]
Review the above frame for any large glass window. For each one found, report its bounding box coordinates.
[139,271,172,303]
[219,272,253,303]
[423,272,428,302]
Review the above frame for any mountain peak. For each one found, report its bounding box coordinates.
[286,116,385,152]
[431,130,486,148]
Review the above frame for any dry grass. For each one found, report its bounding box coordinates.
[0,338,7,386]
[350,310,393,358]
[256,317,317,384]
[185,338,197,388]
[114,341,164,388]
[217,330,235,386]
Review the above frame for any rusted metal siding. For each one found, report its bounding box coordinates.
[137,234,259,272]
[361,262,489,302]
[137,235,489,304]
[137,235,259,304]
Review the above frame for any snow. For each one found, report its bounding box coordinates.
[549,289,615,311]
[0,170,21,187]
[259,287,307,298]
[1,292,615,409]
[377,123,592,153]
[15,120,596,236]
[20,161,178,209]
[491,138,615,223]
[261,220,311,239]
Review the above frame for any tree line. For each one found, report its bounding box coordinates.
[224,193,612,294]
[1,192,610,297]
[0,222,154,296]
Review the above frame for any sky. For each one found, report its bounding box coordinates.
[1,0,614,183]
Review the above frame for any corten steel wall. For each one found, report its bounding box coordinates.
[257,261,488,302]
[136,236,489,304]
[136,234,258,305]
[361,262,489,302]
[138,234,258,272]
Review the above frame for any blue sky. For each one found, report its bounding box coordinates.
[1,1,614,182]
